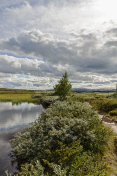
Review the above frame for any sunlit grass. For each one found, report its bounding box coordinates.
[0,91,48,104]
[0,94,37,103]
[0,88,51,104]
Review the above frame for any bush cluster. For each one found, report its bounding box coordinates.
[91,98,117,113]
[11,101,110,176]
[109,109,117,116]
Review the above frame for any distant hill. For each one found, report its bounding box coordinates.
[72,88,115,93]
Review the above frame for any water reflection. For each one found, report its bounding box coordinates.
[0,132,17,175]
[0,102,43,175]
[0,103,43,131]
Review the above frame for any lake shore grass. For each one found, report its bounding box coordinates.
[0,88,51,104]
[0,93,38,103]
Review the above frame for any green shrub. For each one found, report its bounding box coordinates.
[16,160,44,176]
[68,93,95,103]
[91,99,117,113]
[109,109,117,116]
[112,92,117,98]
[11,101,110,175]
[54,72,72,100]
[14,141,108,176]
[44,141,108,176]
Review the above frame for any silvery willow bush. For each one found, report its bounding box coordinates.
[11,101,110,175]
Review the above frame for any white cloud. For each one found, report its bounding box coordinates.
[0,54,40,74]
[1,29,117,75]
[0,0,117,89]
[1,0,116,39]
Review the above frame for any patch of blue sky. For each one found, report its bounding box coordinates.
[5,3,23,9]
[17,74,30,79]
[29,0,51,6]
[0,1,24,10]
[0,0,48,11]
[3,82,21,88]
[0,51,43,61]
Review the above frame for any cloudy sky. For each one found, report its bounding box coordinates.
[0,0,117,90]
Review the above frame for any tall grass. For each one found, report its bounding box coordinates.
[0,94,38,103]
[0,88,51,104]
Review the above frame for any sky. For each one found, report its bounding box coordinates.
[0,0,117,90]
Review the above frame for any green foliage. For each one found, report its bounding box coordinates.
[13,141,108,176]
[44,140,82,168]
[44,141,108,176]
[109,108,117,116]
[12,141,108,176]
[54,72,72,100]
[16,160,44,176]
[48,163,67,176]
[11,101,110,176]
[67,93,96,103]
[91,98,117,113]
[113,92,117,98]
[14,161,67,176]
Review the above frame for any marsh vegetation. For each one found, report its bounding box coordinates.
[0,87,117,175]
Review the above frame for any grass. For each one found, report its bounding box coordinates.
[0,88,51,104]
[67,92,117,123]
[105,136,117,176]
[0,93,37,103]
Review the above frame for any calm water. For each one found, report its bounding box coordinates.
[0,102,43,176]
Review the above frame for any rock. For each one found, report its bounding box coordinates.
[32,94,43,98]
[40,97,58,108]
[102,116,113,123]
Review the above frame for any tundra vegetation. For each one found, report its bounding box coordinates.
[1,83,117,175]
[0,88,49,104]
[11,101,110,176]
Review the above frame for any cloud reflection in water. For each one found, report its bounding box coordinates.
[0,102,43,175]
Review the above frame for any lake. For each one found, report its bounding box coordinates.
[0,102,44,176]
